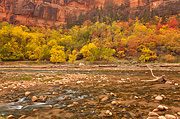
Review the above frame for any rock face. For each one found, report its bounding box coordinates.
[0,0,180,26]
[0,0,90,26]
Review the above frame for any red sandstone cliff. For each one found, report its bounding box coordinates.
[0,0,180,26]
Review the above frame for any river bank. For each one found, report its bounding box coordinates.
[0,62,180,119]
[0,61,180,71]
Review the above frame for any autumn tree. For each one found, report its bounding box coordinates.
[69,50,77,63]
[139,47,157,62]
[50,46,66,63]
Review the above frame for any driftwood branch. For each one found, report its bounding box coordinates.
[141,65,167,82]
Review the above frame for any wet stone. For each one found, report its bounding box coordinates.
[157,105,166,111]
[155,95,163,101]
[31,96,38,102]
[73,102,79,105]
[62,96,69,101]
[161,94,166,99]
[122,108,126,112]
[105,110,112,116]
[110,92,116,97]
[7,115,15,119]
[134,96,138,99]
[76,81,84,84]
[52,92,58,95]
[174,83,178,86]
[153,108,159,112]
[67,104,74,108]
[111,100,117,105]
[165,114,176,119]
[158,116,166,119]
[147,117,158,119]
[38,95,48,102]
[101,96,109,102]
[25,91,31,97]
[67,102,79,108]
[164,106,168,110]
[18,115,27,119]
[33,109,38,112]
[148,112,159,117]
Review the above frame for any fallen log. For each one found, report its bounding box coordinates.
[141,65,167,82]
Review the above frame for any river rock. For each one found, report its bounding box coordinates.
[76,81,84,84]
[101,96,109,102]
[25,91,31,97]
[155,95,163,101]
[161,94,167,99]
[148,112,159,117]
[174,83,178,86]
[52,92,58,95]
[165,114,176,119]
[106,110,112,116]
[62,96,71,101]
[67,104,74,108]
[67,102,79,108]
[134,96,138,99]
[110,92,116,97]
[153,109,159,112]
[122,108,126,112]
[116,101,122,106]
[157,105,166,111]
[158,116,166,119]
[19,115,27,119]
[111,100,117,105]
[147,117,158,119]
[7,115,15,119]
[39,95,47,102]
[177,112,180,116]
[164,106,168,110]
[33,109,38,112]
[31,96,38,102]
[157,105,168,111]
[73,102,79,105]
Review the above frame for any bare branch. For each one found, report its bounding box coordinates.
[146,64,157,78]
[141,65,167,82]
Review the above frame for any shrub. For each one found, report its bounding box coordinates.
[69,50,77,63]
[165,54,175,62]
[139,47,157,62]
[117,51,125,58]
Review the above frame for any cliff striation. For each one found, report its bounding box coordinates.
[0,0,180,26]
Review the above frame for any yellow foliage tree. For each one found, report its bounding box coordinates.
[80,43,97,59]
[1,39,23,60]
[117,51,125,58]
[50,46,66,63]
[102,48,116,61]
[69,50,77,63]
[139,48,157,62]
[26,33,47,61]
